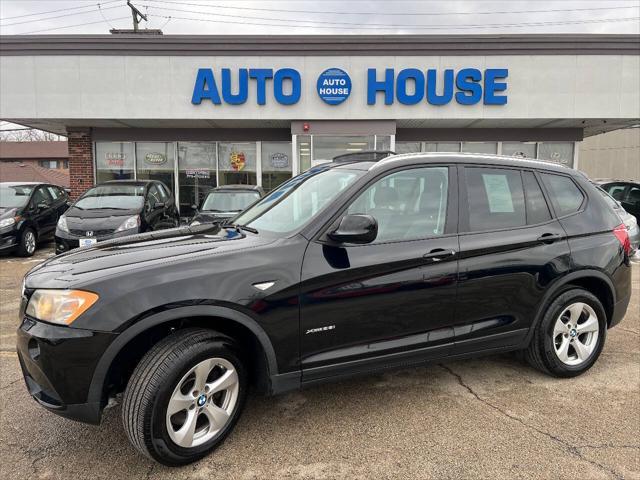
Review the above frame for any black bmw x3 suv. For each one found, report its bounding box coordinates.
[17,153,632,466]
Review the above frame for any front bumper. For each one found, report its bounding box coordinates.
[16,317,117,424]
[54,228,138,254]
[0,228,19,253]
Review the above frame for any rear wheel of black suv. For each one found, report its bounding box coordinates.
[122,328,247,466]
[524,288,607,377]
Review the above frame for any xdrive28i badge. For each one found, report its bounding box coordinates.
[316,68,351,105]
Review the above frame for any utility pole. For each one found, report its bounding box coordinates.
[127,0,147,31]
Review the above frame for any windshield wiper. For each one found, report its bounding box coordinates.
[222,222,259,234]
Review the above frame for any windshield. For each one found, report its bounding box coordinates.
[202,191,260,212]
[75,184,145,210]
[0,185,33,208]
[234,167,363,233]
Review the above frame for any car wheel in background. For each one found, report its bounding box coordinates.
[122,328,247,466]
[524,288,607,377]
[17,228,37,257]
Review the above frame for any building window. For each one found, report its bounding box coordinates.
[95,142,135,183]
[135,142,176,192]
[395,142,422,154]
[425,142,461,152]
[62,160,69,169]
[261,142,292,192]
[312,135,375,162]
[461,142,498,154]
[218,142,257,186]
[177,142,217,216]
[501,141,536,158]
[39,160,58,169]
[537,142,574,168]
[376,135,391,151]
[298,135,311,172]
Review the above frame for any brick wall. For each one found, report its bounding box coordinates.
[66,128,93,200]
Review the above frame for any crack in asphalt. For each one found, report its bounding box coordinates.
[0,378,21,390]
[439,364,625,480]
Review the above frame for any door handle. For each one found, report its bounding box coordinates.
[423,248,456,262]
[537,233,563,244]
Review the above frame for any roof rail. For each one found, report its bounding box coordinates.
[332,150,396,163]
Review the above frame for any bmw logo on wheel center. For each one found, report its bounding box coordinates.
[316,68,352,105]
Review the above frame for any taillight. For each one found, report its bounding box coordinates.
[613,223,631,256]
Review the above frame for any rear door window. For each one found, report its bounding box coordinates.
[464,167,526,231]
[522,171,551,224]
[540,173,584,217]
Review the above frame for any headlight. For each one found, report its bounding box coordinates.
[115,215,140,232]
[25,289,99,325]
[57,215,69,232]
[0,217,17,228]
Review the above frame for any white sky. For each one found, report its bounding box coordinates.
[0,0,639,36]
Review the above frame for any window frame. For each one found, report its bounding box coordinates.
[458,165,559,235]
[537,171,588,220]
[314,164,458,246]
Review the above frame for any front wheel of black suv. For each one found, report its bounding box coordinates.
[122,328,247,466]
[524,288,607,377]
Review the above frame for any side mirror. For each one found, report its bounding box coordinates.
[191,204,199,212]
[328,214,378,244]
[37,202,48,211]
[154,202,165,209]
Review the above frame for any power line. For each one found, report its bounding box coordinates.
[0,0,120,21]
[144,0,640,17]
[146,11,640,31]
[2,5,122,27]
[18,16,130,35]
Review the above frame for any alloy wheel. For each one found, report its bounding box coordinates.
[25,231,36,254]
[166,357,239,448]
[552,302,600,366]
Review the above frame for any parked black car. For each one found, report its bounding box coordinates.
[0,182,69,256]
[596,179,640,224]
[54,180,179,254]
[190,185,264,226]
[18,154,632,466]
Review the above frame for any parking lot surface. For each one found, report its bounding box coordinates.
[0,246,638,479]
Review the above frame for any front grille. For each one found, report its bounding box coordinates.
[69,229,115,237]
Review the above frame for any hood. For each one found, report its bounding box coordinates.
[25,224,277,288]
[63,206,140,232]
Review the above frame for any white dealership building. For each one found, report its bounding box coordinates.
[0,34,638,214]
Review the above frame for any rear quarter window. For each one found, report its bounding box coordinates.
[540,173,584,217]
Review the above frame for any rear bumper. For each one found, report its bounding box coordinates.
[610,291,631,328]
[16,317,117,424]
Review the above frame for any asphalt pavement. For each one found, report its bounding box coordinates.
[0,244,638,479]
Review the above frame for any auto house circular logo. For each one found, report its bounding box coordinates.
[144,152,167,165]
[316,68,351,105]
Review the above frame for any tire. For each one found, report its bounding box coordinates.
[122,328,247,466]
[17,227,37,257]
[524,288,607,377]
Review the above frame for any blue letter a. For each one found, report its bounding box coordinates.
[192,68,221,105]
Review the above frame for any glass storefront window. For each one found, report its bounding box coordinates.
[425,142,461,152]
[461,142,498,154]
[376,135,391,151]
[502,142,537,159]
[313,135,374,162]
[217,142,257,186]
[135,142,176,192]
[537,142,574,167]
[261,142,292,192]
[95,142,134,183]
[395,142,422,154]
[298,135,311,173]
[178,142,217,216]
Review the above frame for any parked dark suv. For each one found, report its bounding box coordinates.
[54,180,179,254]
[17,154,632,466]
[190,185,264,226]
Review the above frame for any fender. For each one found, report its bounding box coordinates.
[522,268,616,345]
[86,305,281,408]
